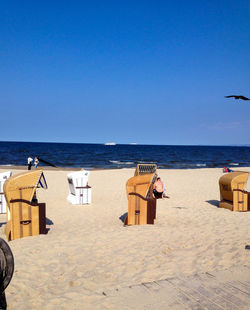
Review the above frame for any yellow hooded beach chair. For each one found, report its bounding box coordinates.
[4,170,48,241]
[125,164,158,225]
[219,171,250,211]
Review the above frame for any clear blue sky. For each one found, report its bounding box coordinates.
[0,0,249,145]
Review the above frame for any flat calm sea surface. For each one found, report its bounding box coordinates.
[0,141,250,169]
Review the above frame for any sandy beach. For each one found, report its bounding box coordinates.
[1,166,250,309]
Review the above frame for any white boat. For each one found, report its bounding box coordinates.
[104,142,116,145]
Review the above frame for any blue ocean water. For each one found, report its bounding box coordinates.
[0,141,250,169]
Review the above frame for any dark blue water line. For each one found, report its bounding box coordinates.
[0,141,250,169]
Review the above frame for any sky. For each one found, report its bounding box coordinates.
[0,0,249,145]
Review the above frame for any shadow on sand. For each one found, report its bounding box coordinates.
[0,221,6,228]
[119,212,127,224]
[206,200,220,208]
[45,217,54,233]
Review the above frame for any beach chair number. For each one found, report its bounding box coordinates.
[20,220,31,225]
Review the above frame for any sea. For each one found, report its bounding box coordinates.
[0,141,250,170]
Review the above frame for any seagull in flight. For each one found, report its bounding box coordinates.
[225,95,250,100]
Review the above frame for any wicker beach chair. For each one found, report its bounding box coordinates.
[67,170,91,204]
[219,171,250,211]
[124,164,157,225]
[0,171,12,214]
[4,170,48,241]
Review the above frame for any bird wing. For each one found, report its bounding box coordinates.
[225,95,235,98]
[239,96,250,100]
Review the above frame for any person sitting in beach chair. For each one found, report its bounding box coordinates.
[153,177,164,199]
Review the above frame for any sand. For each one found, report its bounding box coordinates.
[0,167,249,309]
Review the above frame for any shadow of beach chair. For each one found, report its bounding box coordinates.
[0,171,12,214]
[124,164,157,225]
[67,170,91,205]
[4,170,48,241]
[219,171,250,211]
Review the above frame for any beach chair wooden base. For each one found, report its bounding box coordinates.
[5,201,46,241]
[219,200,234,211]
[67,187,91,204]
[125,193,156,225]
[219,190,250,212]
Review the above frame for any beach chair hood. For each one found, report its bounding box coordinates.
[219,171,249,202]
[126,173,155,198]
[3,170,47,207]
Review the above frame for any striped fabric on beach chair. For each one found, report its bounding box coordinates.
[134,164,157,176]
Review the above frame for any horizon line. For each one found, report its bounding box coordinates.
[0,140,249,147]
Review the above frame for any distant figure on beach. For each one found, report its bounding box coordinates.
[27,156,33,170]
[34,157,39,168]
[223,166,233,173]
[153,177,164,199]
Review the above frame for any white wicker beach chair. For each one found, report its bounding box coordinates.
[67,170,91,204]
[0,171,12,213]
